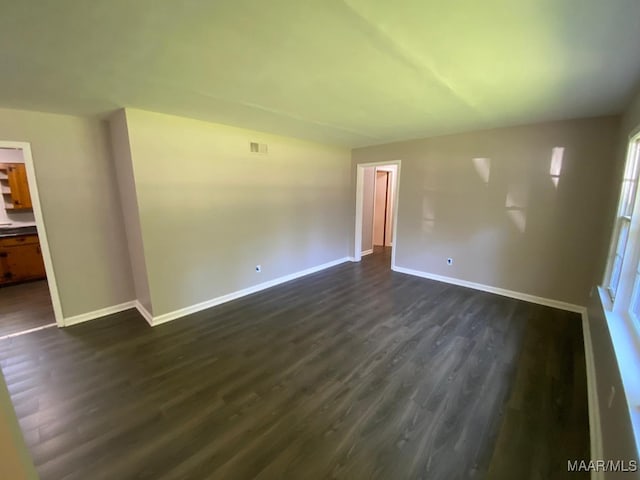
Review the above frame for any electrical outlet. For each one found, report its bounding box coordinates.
[255,265,261,273]
[446,258,453,266]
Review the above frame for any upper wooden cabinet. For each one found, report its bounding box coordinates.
[0,163,32,211]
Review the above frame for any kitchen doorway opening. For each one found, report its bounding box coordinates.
[0,142,62,339]
[354,161,401,268]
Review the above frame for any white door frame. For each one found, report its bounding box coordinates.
[354,160,401,268]
[0,141,64,327]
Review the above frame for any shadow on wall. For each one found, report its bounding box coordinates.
[472,155,529,234]
[505,180,529,234]
[418,146,569,296]
[469,148,565,234]
[422,195,437,233]
[499,146,569,297]
[505,146,565,234]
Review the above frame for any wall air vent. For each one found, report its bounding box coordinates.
[250,142,268,154]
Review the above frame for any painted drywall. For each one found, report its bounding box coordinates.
[0,148,35,227]
[119,109,351,316]
[623,86,640,136]
[0,148,22,163]
[0,369,38,480]
[0,108,134,317]
[109,111,153,314]
[353,116,620,306]
[361,166,374,252]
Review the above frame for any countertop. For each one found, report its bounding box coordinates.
[0,226,38,238]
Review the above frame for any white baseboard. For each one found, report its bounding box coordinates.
[63,300,136,327]
[361,249,374,256]
[581,311,604,478]
[134,301,154,327]
[391,265,585,313]
[149,257,352,326]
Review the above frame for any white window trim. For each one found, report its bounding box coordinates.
[600,131,640,456]
[598,288,640,457]
[605,135,640,314]
[604,137,640,304]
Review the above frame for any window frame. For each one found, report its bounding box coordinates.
[604,138,640,304]
[602,132,640,320]
[599,131,640,464]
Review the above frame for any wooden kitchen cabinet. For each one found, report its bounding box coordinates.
[0,235,46,285]
[0,163,32,211]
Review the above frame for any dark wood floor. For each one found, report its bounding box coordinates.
[0,280,56,338]
[0,249,588,479]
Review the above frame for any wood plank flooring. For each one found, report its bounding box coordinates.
[0,280,55,337]
[0,249,588,479]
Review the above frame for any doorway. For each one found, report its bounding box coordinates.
[373,167,394,248]
[0,142,62,338]
[354,161,401,267]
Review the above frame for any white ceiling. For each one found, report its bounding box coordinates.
[1,0,640,147]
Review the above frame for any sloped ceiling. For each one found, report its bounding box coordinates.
[1,0,640,146]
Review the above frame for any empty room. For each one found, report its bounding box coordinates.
[1,1,639,479]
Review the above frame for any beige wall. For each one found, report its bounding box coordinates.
[0,108,134,317]
[0,148,23,163]
[121,109,351,316]
[0,370,38,480]
[353,116,620,305]
[109,111,153,314]
[623,88,640,137]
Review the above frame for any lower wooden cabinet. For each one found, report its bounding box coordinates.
[0,235,46,285]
